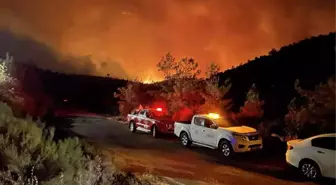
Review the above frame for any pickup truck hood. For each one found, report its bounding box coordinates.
[220,126,257,134]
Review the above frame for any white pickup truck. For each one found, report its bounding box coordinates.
[174,113,263,157]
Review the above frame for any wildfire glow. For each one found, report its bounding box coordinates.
[0,1,334,80]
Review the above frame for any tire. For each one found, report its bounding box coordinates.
[129,122,136,133]
[299,160,320,180]
[152,126,159,138]
[180,132,191,147]
[219,140,234,157]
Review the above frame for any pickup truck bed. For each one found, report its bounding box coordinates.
[174,121,191,137]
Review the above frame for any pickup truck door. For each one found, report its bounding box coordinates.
[202,118,217,147]
[142,111,152,130]
[190,117,205,143]
[191,117,217,146]
[136,110,146,128]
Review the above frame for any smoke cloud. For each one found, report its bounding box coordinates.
[0,0,334,80]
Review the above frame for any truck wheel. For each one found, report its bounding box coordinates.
[219,140,233,157]
[152,126,159,138]
[180,132,191,147]
[129,122,136,133]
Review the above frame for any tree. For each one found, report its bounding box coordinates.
[157,73,202,115]
[156,54,204,120]
[157,55,232,120]
[157,53,201,80]
[233,84,264,127]
[205,62,220,78]
[113,81,142,116]
[201,63,232,115]
[199,78,231,115]
[285,77,335,137]
[0,53,23,105]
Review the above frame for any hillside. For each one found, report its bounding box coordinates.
[9,32,335,118]
[218,32,335,119]
[13,63,127,116]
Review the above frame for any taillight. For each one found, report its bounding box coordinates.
[287,144,294,150]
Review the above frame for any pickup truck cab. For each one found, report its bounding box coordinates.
[174,113,263,157]
[127,108,174,138]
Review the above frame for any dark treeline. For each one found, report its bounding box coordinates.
[13,64,127,116]
[218,32,335,119]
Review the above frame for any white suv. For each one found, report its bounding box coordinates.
[286,133,336,179]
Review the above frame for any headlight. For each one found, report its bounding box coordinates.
[232,133,248,141]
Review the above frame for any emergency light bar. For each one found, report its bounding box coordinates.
[208,113,220,119]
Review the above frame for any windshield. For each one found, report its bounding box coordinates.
[147,110,171,120]
[214,117,241,128]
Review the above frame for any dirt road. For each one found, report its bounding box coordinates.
[67,116,333,185]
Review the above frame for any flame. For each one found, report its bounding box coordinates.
[143,79,155,84]
[142,72,161,84]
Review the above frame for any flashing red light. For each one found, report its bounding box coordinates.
[156,108,163,112]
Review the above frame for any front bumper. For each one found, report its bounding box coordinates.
[232,139,263,153]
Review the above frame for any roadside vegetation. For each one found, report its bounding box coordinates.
[0,54,176,185]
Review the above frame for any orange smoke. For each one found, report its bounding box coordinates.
[0,0,335,80]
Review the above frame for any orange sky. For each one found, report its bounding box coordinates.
[0,0,335,81]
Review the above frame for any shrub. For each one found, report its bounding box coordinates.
[0,103,112,185]
[0,103,174,185]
